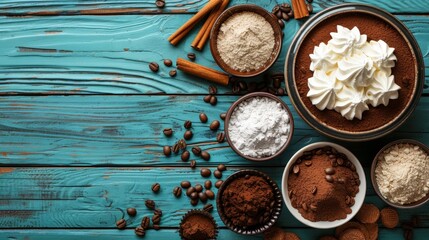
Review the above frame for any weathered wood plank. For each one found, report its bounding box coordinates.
[0,167,428,228]
[1,95,428,166]
[0,15,428,94]
[0,0,428,15]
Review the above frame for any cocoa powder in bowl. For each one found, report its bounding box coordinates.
[179,210,217,240]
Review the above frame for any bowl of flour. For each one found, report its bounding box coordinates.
[210,4,283,77]
[224,92,294,161]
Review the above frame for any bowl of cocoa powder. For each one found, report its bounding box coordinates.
[216,169,282,235]
[281,142,366,229]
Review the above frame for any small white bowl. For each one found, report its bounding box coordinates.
[281,142,366,229]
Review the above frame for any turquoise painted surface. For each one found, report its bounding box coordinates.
[1,0,429,239]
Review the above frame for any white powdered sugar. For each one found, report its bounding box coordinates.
[217,11,275,72]
[375,143,429,205]
[228,97,291,158]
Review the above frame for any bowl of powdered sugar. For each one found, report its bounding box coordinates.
[225,92,294,161]
[210,4,283,77]
[371,139,429,208]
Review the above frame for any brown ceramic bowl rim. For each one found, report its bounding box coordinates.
[284,3,425,141]
[370,139,429,209]
[210,4,283,77]
[224,92,294,161]
[216,169,282,235]
[179,209,218,240]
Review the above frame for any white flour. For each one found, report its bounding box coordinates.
[217,11,275,72]
[375,143,429,205]
[228,97,291,158]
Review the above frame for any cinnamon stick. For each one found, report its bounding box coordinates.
[168,0,222,45]
[176,58,229,86]
[291,0,309,19]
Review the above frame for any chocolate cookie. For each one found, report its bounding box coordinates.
[339,228,366,240]
[355,203,380,224]
[380,207,399,229]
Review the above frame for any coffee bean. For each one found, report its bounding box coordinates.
[172,143,180,154]
[181,150,190,162]
[203,203,213,212]
[127,207,137,217]
[209,95,217,105]
[201,151,210,161]
[208,85,217,95]
[178,139,186,150]
[204,180,212,189]
[404,229,413,240]
[272,5,280,14]
[194,184,203,192]
[214,170,222,179]
[325,167,335,175]
[311,186,317,195]
[201,168,211,177]
[217,164,226,172]
[186,187,195,196]
[141,216,150,229]
[173,186,182,197]
[232,83,240,93]
[216,132,225,143]
[135,226,145,237]
[192,146,201,156]
[151,183,161,193]
[190,198,199,206]
[280,3,291,12]
[184,120,192,129]
[187,53,196,61]
[273,77,282,88]
[169,69,177,77]
[199,192,208,202]
[205,190,215,199]
[181,180,191,188]
[184,130,193,140]
[302,202,308,211]
[307,3,313,13]
[163,128,173,137]
[220,113,226,120]
[153,224,160,230]
[282,11,289,21]
[293,165,300,174]
[190,160,196,169]
[277,19,284,29]
[203,95,211,103]
[288,9,294,17]
[145,199,155,210]
[199,113,208,123]
[276,10,283,19]
[304,160,312,166]
[154,209,162,217]
[238,80,248,91]
[116,219,126,229]
[215,180,223,188]
[310,204,317,211]
[155,0,165,8]
[336,157,344,166]
[163,59,172,67]
[149,62,159,72]
[152,214,161,224]
[210,120,220,131]
[163,146,171,156]
[277,88,285,96]
[190,192,199,200]
[325,175,334,183]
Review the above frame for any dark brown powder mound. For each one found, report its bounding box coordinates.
[180,214,216,240]
[221,175,275,227]
[288,147,360,222]
[295,12,416,132]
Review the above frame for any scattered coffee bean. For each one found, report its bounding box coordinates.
[181,150,190,162]
[216,132,225,143]
[210,120,220,131]
[337,157,344,166]
[192,146,201,156]
[194,184,203,192]
[201,168,211,178]
[217,164,226,172]
[149,62,159,72]
[215,180,223,188]
[325,175,334,183]
[325,167,336,175]
[232,83,240,93]
[163,59,172,67]
[272,5,280,14]
[184,120,192,129]
[151,183,161,193]
[152,214,161,224]
[214,170,222,179]
[307,3,313,13]
[172,143,180,154]
[203,203,214,212]
[208,85,217,95]
[184,130,193,140]
[177,139,186,150]
[203,95,211,103]
[273,77,282,88]
[209,95,217,105]
[191,198,199,206]
[155,0,165,8]
[163,128,173,137]
[145,199,155,210]
[116,219,126,229]
[190,191,199,200]
[288,9,294,17]
[190,160,196,169]
[293,165,300,174]
[276,10,283,19]
[127,207,137,217]
[220,113,226,120]
[153,224,161,230]
[205,190,215,199]
[201,151,210,161]
[186,187,195,196]
[187,53,196,61]
[280,3,291,12]
[238,80,248,91]
[181,181,191,188]
[163,146,171,156]
[277,19,284,29]
[199,113,208,123]
[135,226,146,237]
[169,69,177,77]
[154,209,162,217]
[173,186,182,197]
[141,216,150,229]
[204,180,212,189]
[282,11,290,21]
[199,192,208,202]
[277,88,285,96]
[311,186,317,195]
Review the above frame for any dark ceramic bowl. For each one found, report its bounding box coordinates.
[371,139,429,209]
[179,209,218,240]
[210,4,283,77]
[216,169,282,235]
[224,92,294,161]
[284,4,424,141]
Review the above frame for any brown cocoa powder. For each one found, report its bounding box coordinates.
[180,213,216,240]
[288,147,360,221]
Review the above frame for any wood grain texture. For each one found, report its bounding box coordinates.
[0,167,428,229]
[0,14,428,94]
[1,95,428,166]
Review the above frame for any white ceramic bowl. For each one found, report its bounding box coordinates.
[281,142,366,229]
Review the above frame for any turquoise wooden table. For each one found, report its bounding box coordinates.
[1,0,429,239]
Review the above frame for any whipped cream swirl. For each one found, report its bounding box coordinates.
[307,25,400,120]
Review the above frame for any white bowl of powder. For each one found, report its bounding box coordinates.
[225,92,294,161]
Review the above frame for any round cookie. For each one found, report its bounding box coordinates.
[335,221,369,239]
[355,203,380,224]
[364,223,379,240]
[284,232,301,240]
[380,207,399,229]
[339,228,366,240]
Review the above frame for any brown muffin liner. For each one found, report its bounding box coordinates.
[179,209,218,240]
[216,169,283,235]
